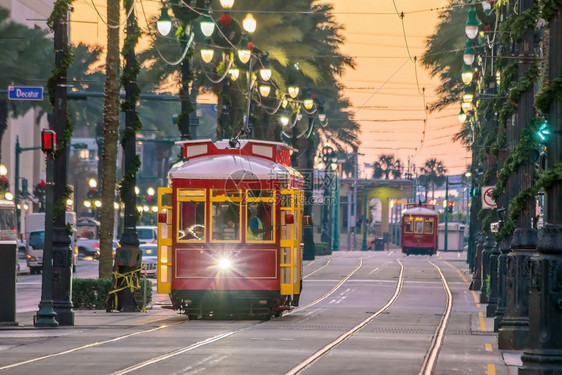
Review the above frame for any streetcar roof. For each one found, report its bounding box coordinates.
[401,206,438,216]
[168,153,302,180]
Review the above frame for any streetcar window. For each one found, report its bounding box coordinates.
[404,218,413,233]
[177,189,206,242]
[178,201,205,241]
[424,219,434,234]
[211,189,241,242]
[414,219,423,233]
[246,190,275,243]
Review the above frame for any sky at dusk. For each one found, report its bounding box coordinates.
[69,0,469,177]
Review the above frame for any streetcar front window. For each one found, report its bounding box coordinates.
[424,219,434,234]
[404,218,413,233]
[211,190,241,242]
[414,219,423,233]
[177,189,206,242]
[246,190,275,243]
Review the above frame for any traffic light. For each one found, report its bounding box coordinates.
[447,201,453,213]
[41,129,56,154]
[537,121,550,143]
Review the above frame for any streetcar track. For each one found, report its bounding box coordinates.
[285,259,405,375]
[0,256,366,373]
[0,321,183,372]
[418,260,453,375]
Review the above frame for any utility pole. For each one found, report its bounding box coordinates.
[444,177,449,252]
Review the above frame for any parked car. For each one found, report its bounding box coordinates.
[137,226,157,244]
[139,243,157,277]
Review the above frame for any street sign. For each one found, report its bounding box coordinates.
[8,86,44,101]
[481,185,497,209]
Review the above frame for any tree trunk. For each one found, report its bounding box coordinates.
[99,0,120,280]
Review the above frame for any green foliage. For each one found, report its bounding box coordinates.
[315,242,331,255]
[73,278,153,309]
[73,278,112,309]
[535,75,562,115]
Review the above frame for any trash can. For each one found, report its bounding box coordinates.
[0,241,18,324]
[374,238,384,251]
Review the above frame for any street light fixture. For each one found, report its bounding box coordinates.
[157,5,172,36]
[200,38,214,63]
[463,40,475,65]
[200,17,215,38]
[462,64,474,85]
[465,7,479,39]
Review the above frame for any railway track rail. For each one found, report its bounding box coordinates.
[2,254,462,375]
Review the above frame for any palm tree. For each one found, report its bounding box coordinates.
[98,0,120,279]
[372,154,402,179]
[418,158,447,201]
[0,8,52,161]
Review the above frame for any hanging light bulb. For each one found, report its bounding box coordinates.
[157,5,172,36]
[461,101,472,113]
[461,64,473,85]
[220,0,234,9]
[228,67,240,81]
[482,1,492,15]
[199,18,215,38]
[495,70,501,86]
[458,108,467,123]
[238,37,251,64]
[259,83,271,97]
[465,8,479,39]
[296,112,303,121]
[259,55,271,81]
[288,85,299,99]
[200,39,214,63]
[463,40,475,66]
[242,13,257,34]
[281,96,289,108]
[280,115,290,126]
[303,98,314,110]
[318,104,326,122]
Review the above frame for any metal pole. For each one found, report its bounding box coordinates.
[347,189,351,251]
[361,186,368,250]
[50,6,74,326]
[332,172,340,251]
[35,153,58,327]
[444,177,448,252]
[243,57,254,134]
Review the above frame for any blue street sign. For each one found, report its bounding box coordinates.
[8,86,44,101]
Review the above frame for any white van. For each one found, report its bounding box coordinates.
[25,212,77,274]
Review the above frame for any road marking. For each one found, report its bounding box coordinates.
[471,290,481,308]
[478,311,487,331]
[487,363,496,375]
[485,343,492,352]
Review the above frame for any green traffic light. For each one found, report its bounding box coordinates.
[537,121,550,142]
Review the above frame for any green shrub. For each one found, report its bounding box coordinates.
[72,277,153,309]
[73,278,112,309]
[315,242,331,255]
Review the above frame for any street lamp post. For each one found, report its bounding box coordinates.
[520,6,562,373]
[35,131,58,327]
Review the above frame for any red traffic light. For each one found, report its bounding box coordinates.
[447,201,453,208]
[41,129,56,154]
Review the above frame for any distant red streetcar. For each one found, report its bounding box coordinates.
[400,203,438,256]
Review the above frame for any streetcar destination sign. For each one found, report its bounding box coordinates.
[8,85,44,101]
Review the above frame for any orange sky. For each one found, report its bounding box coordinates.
[69,0,469,177]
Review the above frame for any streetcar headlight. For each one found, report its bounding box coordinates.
[217,257,232,271]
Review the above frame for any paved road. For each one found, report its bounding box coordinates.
[2,250,520,375]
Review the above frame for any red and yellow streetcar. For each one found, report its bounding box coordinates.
[400,203,438,256]
[157,139,304,319]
